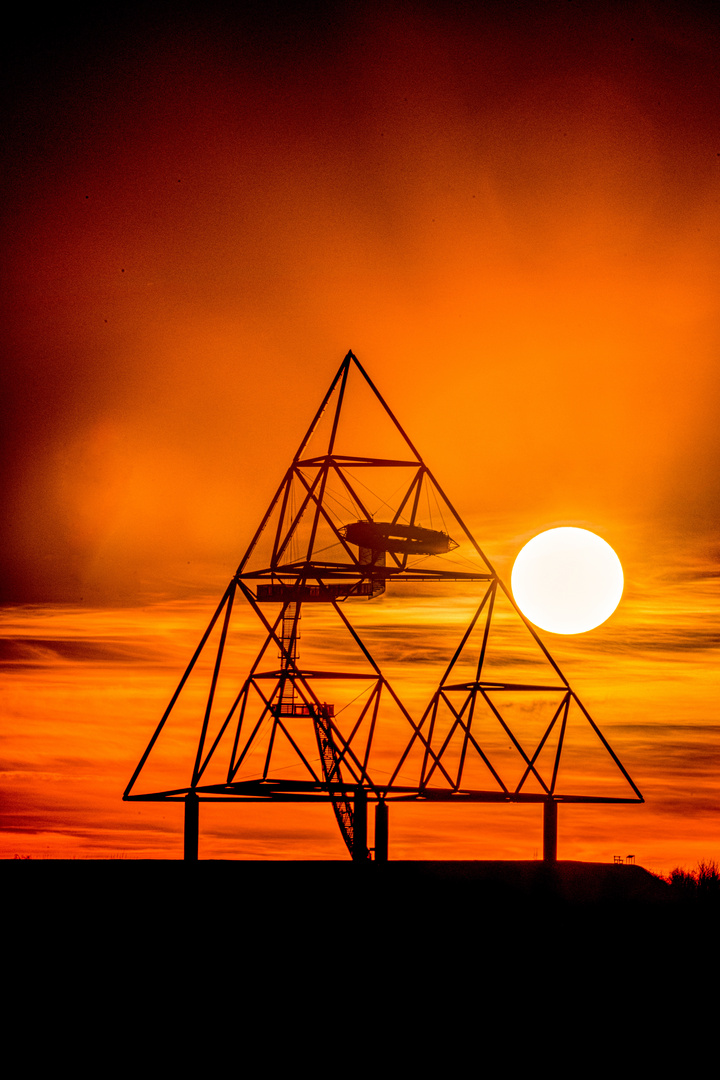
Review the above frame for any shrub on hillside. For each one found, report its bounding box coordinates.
[696,859,720,896]
[667,860,720,900]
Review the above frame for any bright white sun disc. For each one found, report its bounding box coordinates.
[511,527,623,635]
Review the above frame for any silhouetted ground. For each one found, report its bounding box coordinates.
[5,857,712,953]
[6,858,716,1051]
[3,854,675,909]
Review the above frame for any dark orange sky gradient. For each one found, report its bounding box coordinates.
[2,2,720,868]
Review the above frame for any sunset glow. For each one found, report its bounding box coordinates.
[3,4,720,873]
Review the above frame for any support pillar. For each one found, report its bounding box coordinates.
[543,797,557,863]
[184,790,199,862]
[374,800,388,862]
[352,786,368,861]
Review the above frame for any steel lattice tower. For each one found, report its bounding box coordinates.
[124,351,642,859]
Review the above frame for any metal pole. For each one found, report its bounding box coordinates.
[374,800,388,862]
[184,790,199,862]
[352,787,368,861]
[543,797,557,863]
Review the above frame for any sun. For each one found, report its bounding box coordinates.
[511,527,623,634]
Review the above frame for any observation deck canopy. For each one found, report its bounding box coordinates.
[339,520,458,555]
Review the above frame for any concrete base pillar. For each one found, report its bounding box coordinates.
[184,790,199,862]
[352,787,368,861]
[374,800,388,862]
[543,797,557,863]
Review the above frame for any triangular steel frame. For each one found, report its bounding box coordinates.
[124,351,643,859]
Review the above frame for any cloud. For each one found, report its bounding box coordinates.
[0,636,168,669]
[587,628,720,655]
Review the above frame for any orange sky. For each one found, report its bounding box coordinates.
[2,2,719,870]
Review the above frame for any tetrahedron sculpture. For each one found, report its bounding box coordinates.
[124,351,642,860]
